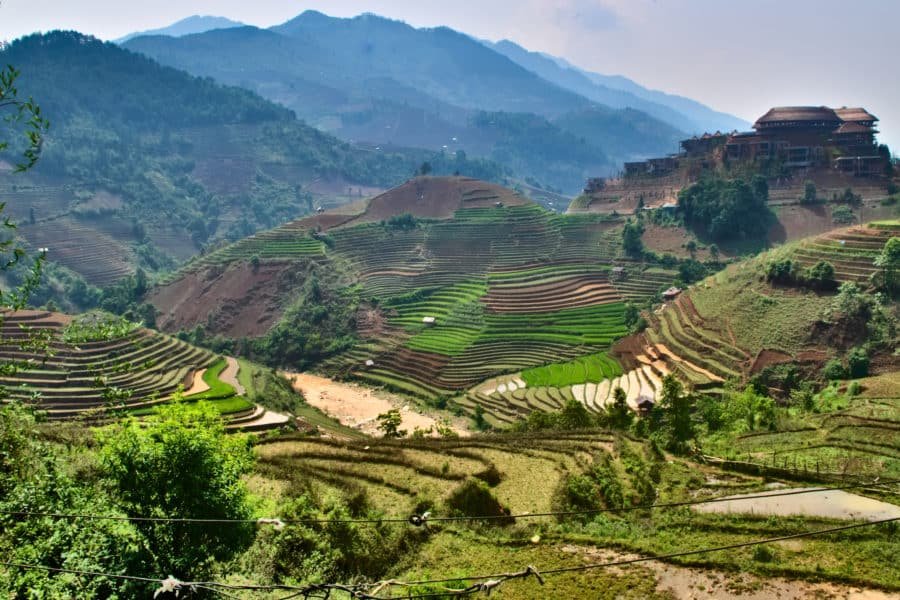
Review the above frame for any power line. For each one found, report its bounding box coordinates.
[3,517,897,599]
[2,478,896,526]
[384,516,900,598]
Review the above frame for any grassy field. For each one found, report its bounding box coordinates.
[248,430,900,596]
[521,353,623,388]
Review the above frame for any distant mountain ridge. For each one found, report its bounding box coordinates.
[122,10,688,191]
[115,15,244,43]
[487,39,748,134]
[540,49,750,134]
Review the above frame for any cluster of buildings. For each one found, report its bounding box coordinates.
[618,106,888,180]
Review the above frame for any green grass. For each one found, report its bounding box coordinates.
[184,358,235,401]
[521,352,623,388]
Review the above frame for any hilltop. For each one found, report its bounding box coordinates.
[122,10,686,191]
[114,15,244,43]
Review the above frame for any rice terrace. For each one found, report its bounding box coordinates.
[1,5,900,600]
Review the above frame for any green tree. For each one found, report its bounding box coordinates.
[0,403,146,598]
[847,347,870,379]
[874,237,900,294]
[377,409,406,438]
[557,398,594,430]
[622,218,645,257]
[685,239,697,257]
[708,243,720,261]
[658,375,695,453]
[99,401,255,580]
[801,180,818,204]
[604,386,633,430]
[804,260,836,290]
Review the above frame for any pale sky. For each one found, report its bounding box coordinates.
[2,0,899,150]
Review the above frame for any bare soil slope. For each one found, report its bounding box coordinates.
[347,176,530,224]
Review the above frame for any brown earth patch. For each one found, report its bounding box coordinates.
[750,349,794,374]
[349,176,530,225]
[642,224,713,260]
[562,545,896,600]
[283,372,468,437]
[149,261,305,337]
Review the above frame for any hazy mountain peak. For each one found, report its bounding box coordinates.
[488,38,748,134]
[115,15,244,43]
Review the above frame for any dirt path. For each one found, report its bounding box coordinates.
[184,368,209,395]
[563,545,896,599]
[283,372,469,437]
[221,356,245,395]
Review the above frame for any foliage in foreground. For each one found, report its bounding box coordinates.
[98,402,255,580]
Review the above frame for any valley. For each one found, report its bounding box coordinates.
[1,5,899,599]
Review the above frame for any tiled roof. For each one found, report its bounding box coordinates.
[755,106,840,126]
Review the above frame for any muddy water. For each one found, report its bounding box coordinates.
[693,488,900,521]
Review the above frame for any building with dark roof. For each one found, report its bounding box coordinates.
[724,106,884,172]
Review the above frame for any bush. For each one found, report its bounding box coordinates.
[823,358,848,381]
[766,258,799,285]
[753,544,775,563]
[832,205,856,224]
[846,346,870,378]
[801,180,819,204]
[445,478,510,522]
[803,260,837,290]
[98,402,255,580]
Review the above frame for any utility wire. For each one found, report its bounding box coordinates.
[2,478,896,526]
[3,517,897,599]
[381,516,900,598]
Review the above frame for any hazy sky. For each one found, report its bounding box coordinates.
[2,0,899,150]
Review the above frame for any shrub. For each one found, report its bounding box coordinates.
[753,544,775,563]
[823,358,848,380]
[846,346,870,378]
[445,478,509,522]
[832,205,856,224]
[98,402,255,580]
[801,180,819,204]
[766,258,799,285]
[803,260,837,290]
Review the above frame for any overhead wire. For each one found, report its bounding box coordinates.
[1,516,897,599]
[2,477,896,526]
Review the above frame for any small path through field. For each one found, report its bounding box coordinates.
[563,545,895,599]
[184,369,209,395]
[221,356,245,395]
[284,372,468,437]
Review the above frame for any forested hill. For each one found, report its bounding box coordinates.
[123,11,683,192]
[0,31,503,294]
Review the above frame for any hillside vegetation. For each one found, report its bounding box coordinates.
[123,11,685,191]
[0,32,503,293]
[148,177,692,424]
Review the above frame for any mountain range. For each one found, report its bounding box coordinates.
[120,10,746,191]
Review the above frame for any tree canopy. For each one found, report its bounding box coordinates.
[677,175,774,241]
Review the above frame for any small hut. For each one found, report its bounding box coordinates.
[422,316,436,326]
[662,287,682,301]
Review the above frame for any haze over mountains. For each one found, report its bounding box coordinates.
[120,10,745,192]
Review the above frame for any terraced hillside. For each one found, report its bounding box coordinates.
[253,429,900,596]
[151,177,681,415]
[0,310,286,430]
[616,221,900,388]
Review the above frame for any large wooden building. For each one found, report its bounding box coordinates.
[724,106,884,174]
